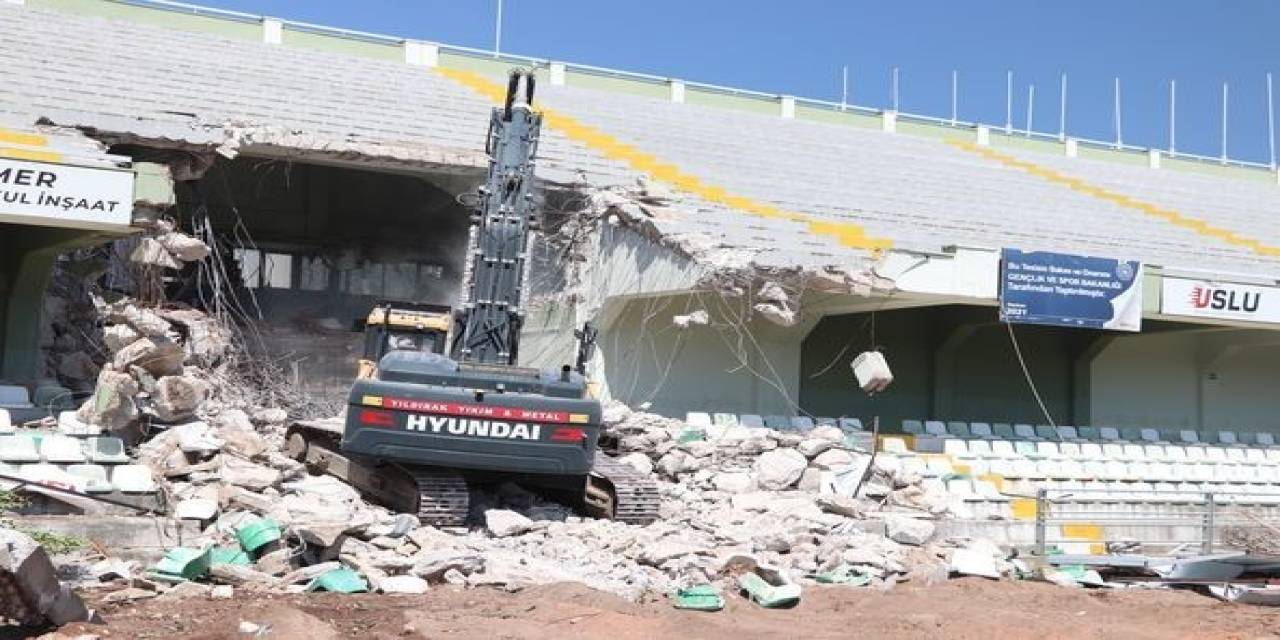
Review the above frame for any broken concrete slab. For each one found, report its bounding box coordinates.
[884,515,935,546]
[753,449,807,490]
[0,528,98,627]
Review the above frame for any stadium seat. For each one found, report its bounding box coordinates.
[964,440,993,459]
[685,412,712,428]
[1034,425,1059,441]
[943,440,968,457]
[56,411,99,436]
[1076,426,1099,441]
[1056,426,1081,441]
[1079,443,1104,460]
[1256,433,1277,447]
[1119,427,1142,442]
[790,416,816,431]
[1138,428,1163,443]
[111,465,158,493]
[712,413,739,427]
[87,437,130,464]
[1098,427,1122,442]
[1035,442,1062,460]
[969,422,994,439]
[837,417,863,431]
[1013,424,1038,440]
[19,463,80,491]
[926,457,955,478]
[815,417,837,427]
[763,416,790,429]
[1216,431,1242,447]
[1014,441,1038,458]
[924,420,948,436]
[946,421,971,438]
[1176,429,1200,444]
[881,437,910,454]
[990,440,1017,459]
[39,435,86,464]
[67,464,113,493]
[992,423,1015,439]
[0,435,40,463]
[902,420,925,435]
[738,414,765,428]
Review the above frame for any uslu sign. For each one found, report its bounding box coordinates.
[0,157,133,230]
[1161,277,1280,324]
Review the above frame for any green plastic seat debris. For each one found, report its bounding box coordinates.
[738,573,801,609]
[209,545,251,566]
[236,518,281,554]
[811,564,872,586]
[673,585,724,612]
[150,546,212,583]
[677,428,706,443]
[306,567,369,594]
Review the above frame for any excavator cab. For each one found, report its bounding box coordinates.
[357,302,452,379]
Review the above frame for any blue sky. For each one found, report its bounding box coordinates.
[195,0,1279,164]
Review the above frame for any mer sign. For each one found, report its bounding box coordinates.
[0,157,133,231]
[1161,277,1280,324]
[1000,248,1143,332]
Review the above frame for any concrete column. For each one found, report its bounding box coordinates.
[669,80,685,104]
[975,125,990,146]
[780,96,796,119]
[1065,138,1078,157]
[549,62,566,86]
[932,323,979,417]
[1071,335,1115,426]
[262,18,283,45]
[881,110,897,133]
[1148,149,1161,169]
[403,40,439,67]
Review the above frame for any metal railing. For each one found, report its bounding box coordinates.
[1034,488,1280,557]
[92,0,1280,173]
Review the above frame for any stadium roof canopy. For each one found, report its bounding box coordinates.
[3,0,1279,284]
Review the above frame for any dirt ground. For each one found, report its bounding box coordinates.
[18,578,1280,640]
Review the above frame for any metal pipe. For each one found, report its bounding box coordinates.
[892,67,899,111]
[1170,79,1177,154]
[1026,84,1035,136]
[1269,72,1276,169]
[1114,77,1123,147]
[951,70,958,125]
[1005,70,1013,133]
[1059,73,1067,141]
[494,0,504,58]
[1221,81,1229,162]
[841,65,849,111]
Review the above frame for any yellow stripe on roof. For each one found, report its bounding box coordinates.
[0,129,47,148]
[0,147,63,163]
[946,139,1280,257]
[435,67,893,252]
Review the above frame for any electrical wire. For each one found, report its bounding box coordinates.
[1005,320,1057,427]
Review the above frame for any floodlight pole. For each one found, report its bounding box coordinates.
[841,65,849,111]
[892,66,899,111]
[1221,81,1229,162]
[1268,72,1276,169]
[1114,77,1123,147]
[951,70,958,125]
[1169,79,1177,155]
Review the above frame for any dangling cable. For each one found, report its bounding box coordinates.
[1005,320,1056,427]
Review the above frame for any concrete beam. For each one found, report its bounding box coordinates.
[8,516,201,561]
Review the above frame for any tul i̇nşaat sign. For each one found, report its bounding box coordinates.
[0,156,133,230]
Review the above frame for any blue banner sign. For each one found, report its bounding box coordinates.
[1000,248,1142,332]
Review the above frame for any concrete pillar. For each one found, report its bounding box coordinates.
[1065,138,1078,157]
[403,40,439,67]
[975,125,990,146]
[881,110,897,133]
[780,96,796,119]
[932,323,980,417]
[1148,149,1161,169]
[262,18,283,45]
[549,62,566,86]
[669,80,685,104]
[1071,335,1115,426]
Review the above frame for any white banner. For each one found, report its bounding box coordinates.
[1161,277,1280,324]
[0,157,133,230]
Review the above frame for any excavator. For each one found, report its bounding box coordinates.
[286,71,659,527]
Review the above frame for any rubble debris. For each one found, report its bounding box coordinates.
[0,528,98,628]
[672,309,710,329]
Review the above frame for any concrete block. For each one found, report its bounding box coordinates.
[549,62,566,86]
[403,40,438,67]
[1148,148,1161,169]
[882,110,897,133]
[976,125,990,146]
[780,95,795,119]
[669,79,685,103]
[20,463,82,492]
[262,17,283,44]
[1065,138,1078,157]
